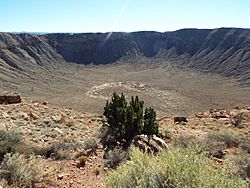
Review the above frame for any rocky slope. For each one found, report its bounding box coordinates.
[0,99,105,188]
[0,28,250,85]
[0,99,249,187]
[44,28,250,84]
[0,33,65,70]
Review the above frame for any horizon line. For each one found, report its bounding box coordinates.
[1,27,250,35]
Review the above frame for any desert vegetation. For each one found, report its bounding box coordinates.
[101,92,159,148]
[0,100,105,187]
[105,131,250,187]
[106,147,249,188]
[100,94,250,187]
[0,130,55,187]
[0,94,249,187]
[0,153,52,188]
[0,18,250,188]
[99,92,160,169]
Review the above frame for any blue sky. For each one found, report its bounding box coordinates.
[0,0,249,33]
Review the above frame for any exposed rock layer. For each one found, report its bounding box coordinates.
[0,28,250,85]
[0,95,21,104]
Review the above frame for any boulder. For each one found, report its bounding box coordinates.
[130,134,168,154]
[174,117,188,123]
[211,150,228,159]
[211,112,229,119]
[231,111,250,128]
[53,127,63,134]
[0,95,21,104]
[195,112,209,118]
[209,109,230,119]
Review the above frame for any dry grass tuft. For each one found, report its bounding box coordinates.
[0,153,54,187]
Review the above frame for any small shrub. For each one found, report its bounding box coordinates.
[0,130,20,143]
[78,156,88,167]
[0,130,21,160]
[104,147,127,168]
[231,112,244,127]
[93,168,101,176]
[98,124,117,149]
[50,142,73,151]
[32,145,55,158]
[173,135,203,148]
[172,135,207,155]
[83,138,99,150]
[0,130,67,159]
[14,143,45,156]
[15,144,56,159]
[235,156,250,179]
[207,131,240,148]
[106,148,249,188]
[161,128,173,139]
[54,149,72,160]
[0,153,53,187]
[46,141,85,160]
[240,139,250,153]
[245,164,250,178]
[24,142,77,160]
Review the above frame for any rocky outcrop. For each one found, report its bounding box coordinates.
[174,117,188,124]
[0,94,21,104]
[195,107,250,128]
[130,134,168,153]
[0,33,65,72]
[0,28,250,85]
[45,32,140,65]
[44,28,250,85]
[195,108,250,119]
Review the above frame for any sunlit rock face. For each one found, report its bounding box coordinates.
[0,28,250,84]
[44,28,250,82]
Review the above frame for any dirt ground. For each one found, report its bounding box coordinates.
[1,60,250,118]
[35,150,105,188]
